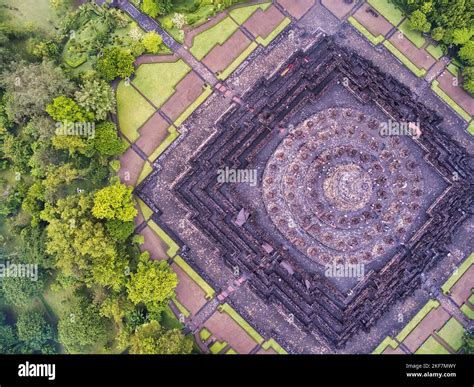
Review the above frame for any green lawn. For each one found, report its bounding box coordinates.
[415,336,450,354]
[460,303,474,319]
[367,0,404,26]
[0,0,61,36]
[116,81,156,142]
[199,328,212,342]
[398,20,425,48]
[210,340,228,354]
[437,317,465,352]
[132,60,191,108]
[426,44,444,60]
[229,2,271,25]
[190,17,239,60]
[372,336,399,354]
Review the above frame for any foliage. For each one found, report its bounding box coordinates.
[96,47,135,81]
[16,311,53,350]
[74,79,116,121]
[129,320,192,354]
[126,252,178,313]
[92,182,137,222]
[92,121,125,157]
[1,270,44,307]
[142,31,163,54]
[0,61,73,124]
[58,296,109,353]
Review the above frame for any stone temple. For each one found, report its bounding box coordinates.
[138,34,473,352]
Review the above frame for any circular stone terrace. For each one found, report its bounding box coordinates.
[262,107,424,266]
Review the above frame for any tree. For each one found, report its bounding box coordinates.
[459,40,474,66]
[46,96,92,123]
[92,121,125,157]
[96,47,135,81]
[0,61,73,123]
[92,181,137,222]
[1,272,44,307]
[16,311,53,350]
[126,252,178,313]
[129,320,192,354]
[106,219,135,241]
[452,28,472,46]
[409,10,431,33]
[42,194,128,290]
[462,329,474,354]
[0,312,17,354]
[142,31,163,54]
[141,0,160,18]
[58,296,109,353]
[74,79,116,121]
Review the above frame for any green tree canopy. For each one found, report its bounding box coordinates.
[126,252,178,313]
[92,181,137,222]
[129,320,192,354]
[16,310,53,350]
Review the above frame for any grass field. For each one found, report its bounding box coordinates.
[116,82,156,142]
[426,44,444,60]
[437,317,465,352]
[415,336,449,354]
[190,17,239,60]
[229,2,271,24]
[0,0,60,35]
[132,60,191,108]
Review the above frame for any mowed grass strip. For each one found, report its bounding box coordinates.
[218,303,264,344]
[441,253,474,293]
[256,17,291,47]
[190,17,239,60]
[348,16,384,45]
[132,60,191,108]
[383,40,426,77]
[116,82,156,142]
[229,2,271,25]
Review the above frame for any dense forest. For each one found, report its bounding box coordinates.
[0,0,192,354]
